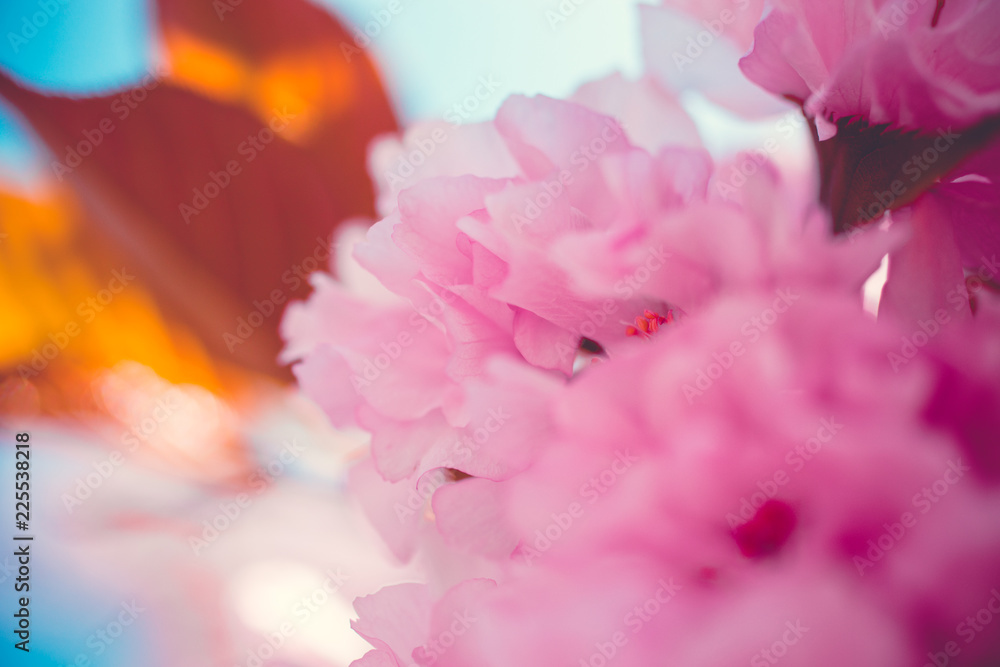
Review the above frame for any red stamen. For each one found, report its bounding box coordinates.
[623,309,675,339]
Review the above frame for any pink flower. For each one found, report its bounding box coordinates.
[919,294,1000,482]
[283,90,710,499]
[381,287,1000,665]
[640,0,783,116]
[741,0,1000,130]
[280,33,1000,664]
[282,88,897,568]
[350,579,496,667]
[739,0,1000,326]
[344,359,562,562]
[281,91,715,564]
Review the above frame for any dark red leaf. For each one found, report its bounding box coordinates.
[0,0,397,380]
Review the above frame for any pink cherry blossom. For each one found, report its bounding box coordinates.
[352,286,1000,666]
[738,0,1000,325]
[741,0,1000,130]
[283,91,713,500]
[278,9,1000,664]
